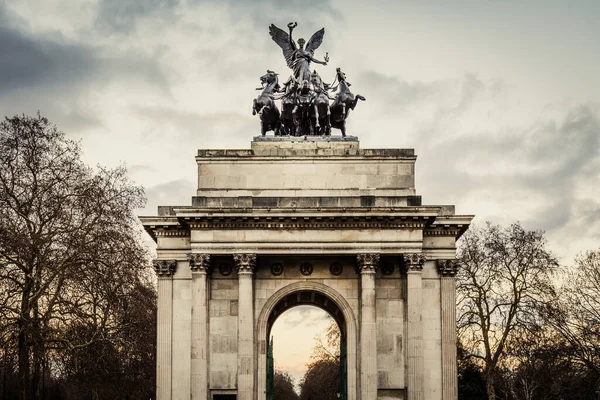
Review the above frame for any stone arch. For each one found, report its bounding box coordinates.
[256,281,358,400]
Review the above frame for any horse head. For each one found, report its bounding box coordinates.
[335,67,351,94]
[259,70,280,93]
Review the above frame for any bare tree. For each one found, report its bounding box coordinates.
[299,319,341,400]
[545,249,600,378]
[274,369,299,400]
[457,222,558,400]
[0,114,151,400]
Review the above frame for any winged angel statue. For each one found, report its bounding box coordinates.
[269,22,329,83]
[252,22,365,137]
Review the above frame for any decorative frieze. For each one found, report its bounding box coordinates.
[437,259,460,277]
[300,262,314,276]
[357,253,380,273]
[219,263,233,276]
[329,262,343,276]
[404,253,425,272]
[153,259,177,277]
[381,263,394,276]
[233,253,257,274]
[270,263,283,276]
[188,253,212,273]
[189,218,426,230]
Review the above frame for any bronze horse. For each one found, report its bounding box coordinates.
[252,70,281,136]
[330,68,365,137]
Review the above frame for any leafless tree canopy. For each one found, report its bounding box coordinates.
[0,114,155,400]
[457,222,558,400]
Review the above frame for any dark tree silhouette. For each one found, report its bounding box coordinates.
[0,114,154,400]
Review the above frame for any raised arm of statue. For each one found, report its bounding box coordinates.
[287,22,298,50]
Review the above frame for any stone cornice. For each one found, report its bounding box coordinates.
[188,217,427,230]
[140,209,473,241]
[437,259,460,277]
[233,253,257,274]
[153,259,177,277]
[357,253,380,273]
[188,253,211,273]
[404,253,426,272]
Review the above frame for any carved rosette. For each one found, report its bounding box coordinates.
[437,259,460,277]
[188,253,212,274]
[357,253,380,273]
[233,253,257,274]
[404,253,426,272]
[153,259,177,277]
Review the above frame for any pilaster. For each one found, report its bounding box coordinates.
[357,253,379,400]
[154,260,177,400]
[405,253,425,400]
[234,253,256,400]
[189,254,211,400]
[438,259,459,400]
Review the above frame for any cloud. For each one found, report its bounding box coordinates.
[142,179,195,215]
[0,25,96,92]
[95,0,179,33]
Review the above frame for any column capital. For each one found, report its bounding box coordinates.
[357,253,380,273]
[437,259,460,277]
[233,253,257,274]
[153,259,177,277]
[404,253,425,272]
[188,253,212,274]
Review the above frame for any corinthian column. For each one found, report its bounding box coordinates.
[189,254,211,400]
[438,259,460,400]
[234,253,257,400]
[154,260,177,400]
[357,253,379,400]
[405,253,425,400]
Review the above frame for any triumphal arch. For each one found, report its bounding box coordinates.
[140,21,472,400]
[141,136,472,400]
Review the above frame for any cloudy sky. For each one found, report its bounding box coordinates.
[2,0,599,384]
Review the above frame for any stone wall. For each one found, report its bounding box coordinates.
[143,137,473,400]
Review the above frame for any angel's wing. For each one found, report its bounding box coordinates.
[269,24,295,69]
[305,28,325,56]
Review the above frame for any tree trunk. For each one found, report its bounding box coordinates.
[18,276,33,400]
[486,372,496,400]
[18,313,30,400]
[32,292,42,400]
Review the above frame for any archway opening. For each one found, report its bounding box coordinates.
[266,291,347,400]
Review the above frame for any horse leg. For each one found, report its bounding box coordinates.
[314,105,320,135]
[252,99,257,116]
[350,95,366,111]
[341,121,346,137]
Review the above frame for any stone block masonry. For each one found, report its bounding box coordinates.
[141,137,473,400]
